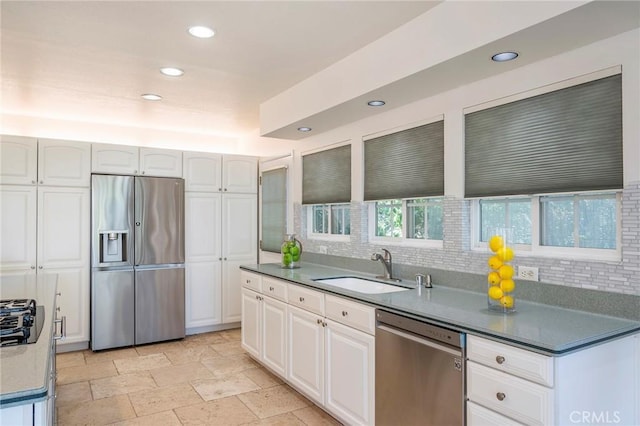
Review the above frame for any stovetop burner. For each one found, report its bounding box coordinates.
[0,299,43,347]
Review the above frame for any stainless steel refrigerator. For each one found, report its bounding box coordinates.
[91,174,185,351]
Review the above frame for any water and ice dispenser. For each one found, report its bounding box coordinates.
[99,231,128,263]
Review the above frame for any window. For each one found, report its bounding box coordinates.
[371,197,443,243]
[260,167,287,253]
[308,203,351,237]
[474,192,620,257]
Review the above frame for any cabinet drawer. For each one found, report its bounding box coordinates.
[467,361,553,426]
[263,277,288,302]
[288,285,324,315]
[325,295,375,335]
[467,401,524,426]
[241,271,262,292]
[467,335,554,387]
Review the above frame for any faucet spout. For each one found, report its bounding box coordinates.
[371,249,398,281]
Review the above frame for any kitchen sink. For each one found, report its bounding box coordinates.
[313,276,410,294]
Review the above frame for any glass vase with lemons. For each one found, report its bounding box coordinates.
[487,227,516,313]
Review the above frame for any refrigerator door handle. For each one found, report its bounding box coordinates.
[134,178,143,265]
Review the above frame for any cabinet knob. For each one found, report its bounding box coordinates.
[32,180,36,184]
[31,266,35,270]
[322,321,327,327]
[246,279,250,284]
[39,266,43,269]
[218,188,222,192]
[224,257,227,261]
[269,286,274,291]
[56,292,61,296]
[40,180,43,184]
[134,170,138,174]
[299,297,304,302]
[224,188,227,191]
[142,171,145,174]
[255,295,260,300]
[496,392,506,401]
[496,355,506,365]
[56,306,61,312]
[342,310,348,317]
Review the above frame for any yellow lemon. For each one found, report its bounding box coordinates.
[488,235,504,252]
[498,264,514,279]
[499,295,515,308]
[500,279,515,293]
[487,272,501,286]
[487,256,503,270]
[496,246,515,262]
[488,286,504,300]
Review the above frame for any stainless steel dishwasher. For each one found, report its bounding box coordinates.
[375,309,465,426]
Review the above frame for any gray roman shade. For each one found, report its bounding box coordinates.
[364,120,444,201]
[465,74,623,198]
[261,167,287,252]
[302,144,351,204]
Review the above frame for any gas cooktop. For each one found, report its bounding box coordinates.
[0,299,45,347]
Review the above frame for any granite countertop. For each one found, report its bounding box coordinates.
[0,275,57,407]
[241,262,640,356]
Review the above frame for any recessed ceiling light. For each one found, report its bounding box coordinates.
[491,51,519,62]
[141,93,162,101]
[188,26,215,39]
[367,100,386,107]
[297,127,312,132]
[160,67,184,77]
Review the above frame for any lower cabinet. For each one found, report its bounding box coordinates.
[241,270,375,425]
[466,333,640,426]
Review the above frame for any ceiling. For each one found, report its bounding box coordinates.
[0,1,438,139]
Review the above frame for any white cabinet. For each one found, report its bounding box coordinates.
[183,154,257,330]
[241,274,288,377]
[1,136,90,187]
[38,139,91,187]
[466,334,640,426]
[243,277,375,425]
[183,152,222,192]
[223,155,258,193]
[0,135,37,185]
[91,143,182,177]
[0,141,90,347]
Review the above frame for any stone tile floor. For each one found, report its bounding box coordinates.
[55,329,341,425]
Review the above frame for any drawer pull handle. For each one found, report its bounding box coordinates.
[496,355,506,364]
[342,311,348,317]
[496,392,506,401]
[269,286,274,291]
[299,297,304,302]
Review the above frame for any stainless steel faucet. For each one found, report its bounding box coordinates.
[371,249,399,281]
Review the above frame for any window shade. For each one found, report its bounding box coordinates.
[261,167,287,252]
[465,74,622,198]
[364,120,444,201]
[302,144,351,204]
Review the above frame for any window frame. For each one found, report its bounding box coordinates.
[368,197,444,248]
[306,203,351,242]
[471,191,622,261]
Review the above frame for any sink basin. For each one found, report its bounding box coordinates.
[313,277,410,294]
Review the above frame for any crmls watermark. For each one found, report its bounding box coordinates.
[569,411,621,424]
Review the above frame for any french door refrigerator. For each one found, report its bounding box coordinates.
[91,174,185,351]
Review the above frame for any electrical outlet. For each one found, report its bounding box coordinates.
[518,266,539,281]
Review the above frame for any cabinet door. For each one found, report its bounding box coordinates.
[183,152,222,192]
[0,186,37,271]
[186,192,221,262]
[241,287,262,359]
[325,319,375,426]
[0,271,37,300]
[262,295,287,377]
[38,187,90,269]
[42,267,89,344]
[0,135,37,185]
[287,305,324,404]
[223,155,257,193]
[92,143,139,175]
[467,401,524,426]
[222,194,257,261]
[221,258,245,323]
[38,139,91,187]
[185,261,222,328]
[139,148,183,177]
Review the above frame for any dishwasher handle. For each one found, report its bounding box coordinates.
[377,324,462,357]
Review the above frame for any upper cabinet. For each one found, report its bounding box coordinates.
[183,152,222,192]
[0,136,90,187]
[0,135,38,185]
[92,144,182,177]
[223,155,257,193]
[183,153,257,193]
